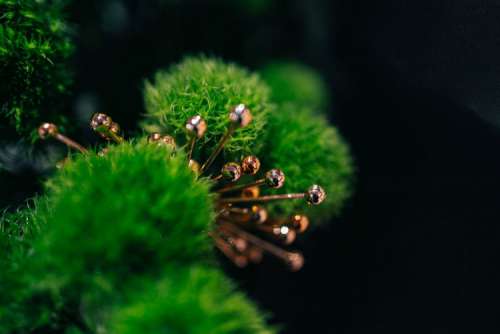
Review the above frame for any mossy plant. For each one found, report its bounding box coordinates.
[260,61,329,111]
[0,56,354,333]
[0,198,47,260]
[0,0,73,140]
[110,266,276,334]
[38,142,215,280]
[1,142,217,333]
[259,61,353,222]
[262,103,354,221]
[0,198,51,333]
[143,56,272,163]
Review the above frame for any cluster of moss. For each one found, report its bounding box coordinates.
[0,143,273,333]
[261,103,353,221]
[143,56,272,162]
[0,56,353,332]
[144,57,353,223]
[0,0,74,140]
[109,266,275,334]
[258,62,354,222]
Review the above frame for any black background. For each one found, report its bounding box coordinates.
[4,0,500,332]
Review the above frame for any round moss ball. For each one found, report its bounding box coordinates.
[260,62,330,111]
[109,266,275,334]
[262,104,354,223]
[32,142,215,290]
[143,56,272,165]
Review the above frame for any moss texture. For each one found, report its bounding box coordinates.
[1,142,218,333]
[260,62,329,111]
[262,103,354,222]
[110,266,276,334]
[0,55,355,332]
[38,142,215,281]
[0,198,52,333]
[0,0,74,140]
[143,56,272,165]
[0,198,46,261]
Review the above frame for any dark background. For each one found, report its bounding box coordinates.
[4,0,500,332]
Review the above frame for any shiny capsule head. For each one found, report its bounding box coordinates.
[95,121,121,141]
[265,169,285,188]
[273,225,296,245]
[290,215,309,233]
[110,122,120,134]
[221,162,242,182]
[250,205,268,224]
[186,115,207,139]
[241,155,260,175]
[234,255,249,268]
[38,123,58,139]
[90,113,112,131]
[231,237,248,253]
[242,186,260,198]
[287,252,304,272]
[247,246,263,264]
[147,133,163,143]
[160,135,176,149]
[148,133,175,150]
[188,159,201,174]
[306,185,326,205]
[229,104,252,128]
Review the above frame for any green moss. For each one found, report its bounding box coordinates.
[262,104,354,222]
[0,198,47,260]
[143,56,272,166]
[0,0,73,140]
[0,52,355,331]
[34,142,215,290]
[260,61,354,222]
[260,62,329,111]
[0,198,53,333]
[110,266,276,334]
[3,142,215,332]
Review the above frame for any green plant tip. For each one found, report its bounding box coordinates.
[143,56,272,165]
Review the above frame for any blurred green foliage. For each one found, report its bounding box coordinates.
[0,143,217,332]
[0,0,73,141]
[261,61,330,111]
[110,266,276,334]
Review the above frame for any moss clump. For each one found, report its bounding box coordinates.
[35,142,215,287]
[262,104,354,222]
[2,142,215,332]
[0,0,74,140]
[143,56,272,164]
[0,198,47,261]
[260,62,329,111]
[110,266,276,334]
[0,53,355,332]
[0,198,51,333]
